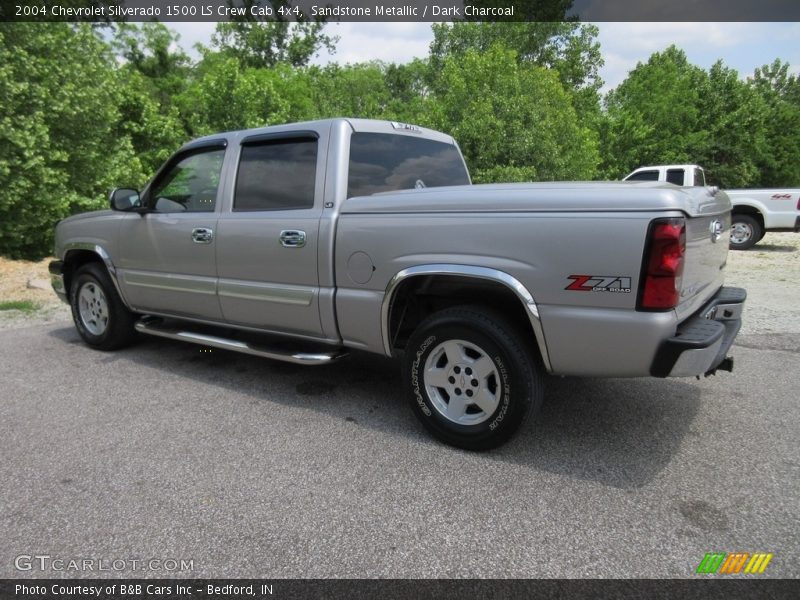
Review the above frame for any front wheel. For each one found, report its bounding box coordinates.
[70,263,136,350]
[729,215,762,250]
[403,306,542,450]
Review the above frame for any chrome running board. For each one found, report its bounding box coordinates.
[135,318,348,365]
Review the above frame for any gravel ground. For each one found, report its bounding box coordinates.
[721,234,800,334]
[0,256,70,330]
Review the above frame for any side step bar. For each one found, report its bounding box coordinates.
[134,319,348,365]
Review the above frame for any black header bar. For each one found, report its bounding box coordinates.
[2,0,800,22]
[0,579,798,600]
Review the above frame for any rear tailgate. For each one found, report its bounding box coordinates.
[674,187,731,322]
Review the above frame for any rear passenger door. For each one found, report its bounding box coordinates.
[215,132,326,338]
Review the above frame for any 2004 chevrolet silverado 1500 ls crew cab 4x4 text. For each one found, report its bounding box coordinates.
[49,119,746,450]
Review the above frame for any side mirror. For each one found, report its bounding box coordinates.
[109,188,142,212]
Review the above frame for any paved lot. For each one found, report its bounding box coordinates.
[0,322,797,578]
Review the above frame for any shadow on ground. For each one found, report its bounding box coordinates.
[49,325,702,489]
[744,243,797,252]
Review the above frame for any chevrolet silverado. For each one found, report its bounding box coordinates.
[50,119,746,449]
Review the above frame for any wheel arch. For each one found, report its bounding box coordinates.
[62,243,130,308]
[381,264,552,372]
[730,203,765,231]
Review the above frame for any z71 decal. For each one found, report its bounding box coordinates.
[566,275,632,293]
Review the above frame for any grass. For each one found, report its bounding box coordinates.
[0,299,40,313]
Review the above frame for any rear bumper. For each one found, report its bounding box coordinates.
[48,260,68,304]
[651,286,746,377]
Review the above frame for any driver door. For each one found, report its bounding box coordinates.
[116,143,227,321]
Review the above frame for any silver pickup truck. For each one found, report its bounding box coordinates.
[50,118,746,450]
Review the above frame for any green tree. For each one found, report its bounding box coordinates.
[305,61,431,123]
[429,21,603,127]
[0,23,144,259]
[116,70,188,176]
[208,1,336,68]
[602,46,707,178]
[425,45,599,183]
[307,63,392,120]
[382,59,431,121]
[749,60,800,186]
[113,23,191,105]
[694,61,768,187]
[752,59,800,103]
[178,55,316,135]
[430,21,602,92]
[113,23,190,173]
[601,47,796,188]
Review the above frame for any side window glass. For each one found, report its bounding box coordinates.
[666,169,685,186]
[234,138,317,211]
[627,170,659,182]
[150,148,226,213]
[694,168,706,186]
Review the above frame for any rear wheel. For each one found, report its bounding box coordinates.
[70,263,136,350]
[403,306,542,450]
[729,214,762,250]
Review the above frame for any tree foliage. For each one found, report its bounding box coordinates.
[601,46,797,188]
[695,61,768,187]
[424,45,598,182]
[2,21,799,259]
[430,21,602,92]
[178,55,315,134]
[113,23,190,173]
[208,1,337,68]
[749,60,800,186]
[429,21,603,129]
[0,24,144,259]
[602,46,707,177]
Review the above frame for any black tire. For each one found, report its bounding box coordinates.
[70,262,137,351]
[729,214,762,250]
[403,306,543,451]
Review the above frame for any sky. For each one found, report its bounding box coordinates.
[168,22,800,94]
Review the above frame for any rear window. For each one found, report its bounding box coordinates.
[347,133,470,198]
[666,169,685,186]
[627,170,659,182]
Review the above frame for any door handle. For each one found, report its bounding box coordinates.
[279,230,306,248]
[191,227,214,244]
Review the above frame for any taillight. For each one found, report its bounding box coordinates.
[638,217,686,311]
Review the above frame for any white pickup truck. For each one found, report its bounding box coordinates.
[624,165,800,250]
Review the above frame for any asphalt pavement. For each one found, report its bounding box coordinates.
[0,323,797,578]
